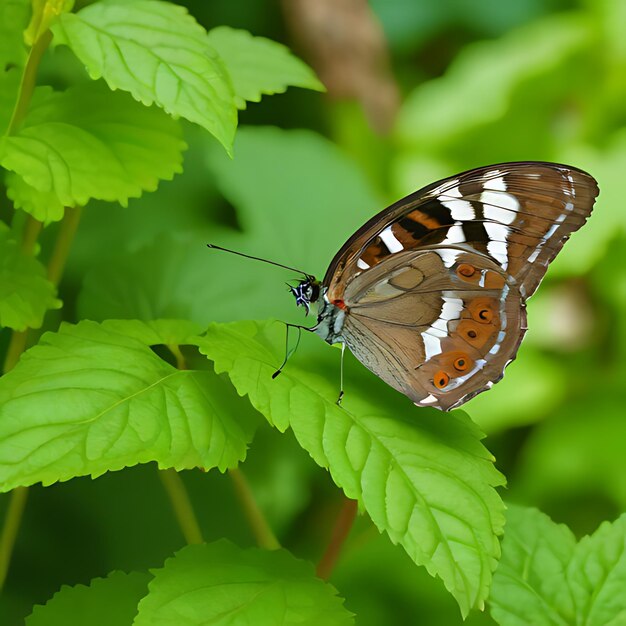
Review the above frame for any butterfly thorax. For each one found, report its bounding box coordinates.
[314,291,346,345]
[290,278,346,344]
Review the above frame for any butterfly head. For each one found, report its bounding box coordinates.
[290,278,320,316]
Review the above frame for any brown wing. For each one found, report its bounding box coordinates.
[339,248,526,411]
[324,162,599,302]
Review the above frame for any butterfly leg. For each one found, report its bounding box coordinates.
[336,342,346,405]
[272,322,311,379]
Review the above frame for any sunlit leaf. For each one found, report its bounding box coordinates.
[134,541,353,626]
[198,320,505,616]
[52,0,237,152]
[0,221,61,331]
[207,26,324,109]
[490,505,626,626]
[5,170,65,224]
[0,320,258,491]
[0,83,185,215]
[26,571,149,626]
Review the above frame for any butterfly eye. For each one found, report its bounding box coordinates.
[456,264,476,278]
[433,371,450,389]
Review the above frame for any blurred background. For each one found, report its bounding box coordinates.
[2,0,625,624]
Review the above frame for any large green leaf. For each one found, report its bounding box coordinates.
[0,320,258,491]
[490,505,626,626]
[0,221,61,330]
[51,0,237,152]
[77,126,380,325]
[207,26,324,109]
[198,320,505,616]
[26,571,150,626]
[0,83,185,220]
[134,541,353,626]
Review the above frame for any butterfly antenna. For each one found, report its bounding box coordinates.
[272,323,303,379]
[207,244,314,280]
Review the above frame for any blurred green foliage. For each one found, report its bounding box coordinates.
[2,0,626,624]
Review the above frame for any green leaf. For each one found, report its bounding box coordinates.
[77,127,380,325]
[0,83,185,215]
[0,1,43,134]
[25,0,73,46]
[490,505,626,626]
[0,0,30,68]
[207,26,324,109]
[134,540,354,626]
[100,319,204,347]
[52,0,237,153]
[0,221,61,330]
[197,320,505,616]
[0,67,19,133]
[0,319,258,491]
[5,170,65,223]
[489,505,576,626]
[26,571,149,626]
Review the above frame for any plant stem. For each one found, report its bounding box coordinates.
[0,487,28,592]
[20,215,43,254]
[159,469,204,545]
[316,497,358,580]
[2,332,28,374]
[1,217,42,372]
[229,467,280,550]
[47,205,82,286]
[6,30,52,135]
[167,344,187,370]
[0,207,82,589]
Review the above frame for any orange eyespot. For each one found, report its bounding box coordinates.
[457,263,476,278]
[433,371,450,389]
[477,308,493,322]
[453,356,469,372]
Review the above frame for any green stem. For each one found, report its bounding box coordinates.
[6,30,52,135]
[167,344,187,370]
[159,469,204,545]
[47,205,82,286]
[1,216,45,371]
[0,487,29,592]
[20,215,43,255]
[229,468,280,550]
[316,497,358,580]
[2,332,28,374]
[0,208,83,589]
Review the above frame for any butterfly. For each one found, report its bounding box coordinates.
[286,162,599,411]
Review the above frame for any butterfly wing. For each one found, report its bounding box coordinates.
[321,161,598,410]
[339,247,525,410]
[324,162,599,302]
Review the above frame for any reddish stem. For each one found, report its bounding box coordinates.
[316,497,358,580]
